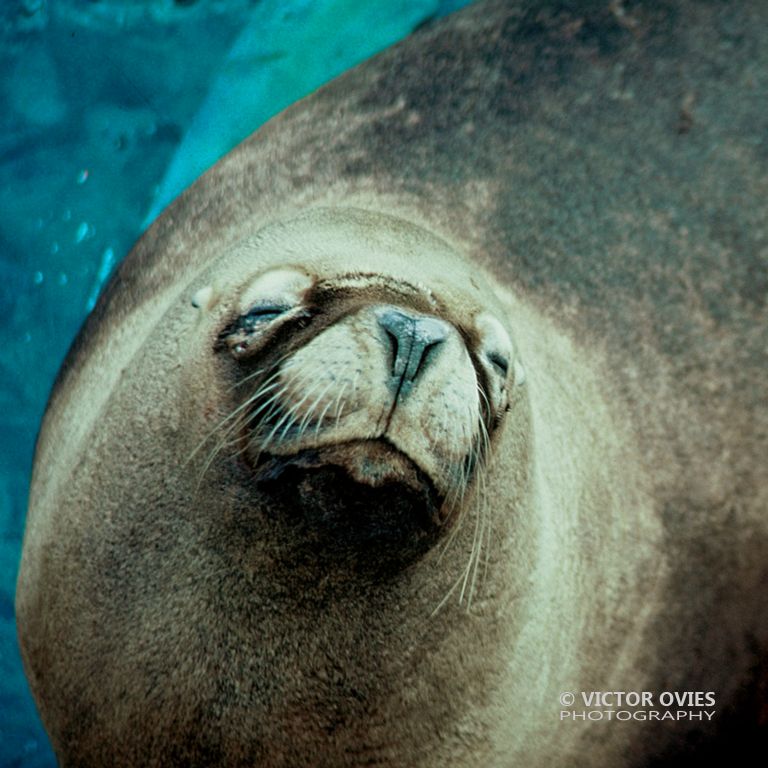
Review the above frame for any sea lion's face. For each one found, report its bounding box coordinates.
[193,209,521,571]
[17,209,533,766]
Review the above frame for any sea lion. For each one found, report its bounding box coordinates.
[16,1,768,766]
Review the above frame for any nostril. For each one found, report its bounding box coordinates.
[383,327,404,378]
[403,320,448,383]
[377,308,414,378]
[376,307,449,391]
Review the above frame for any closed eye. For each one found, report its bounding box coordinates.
[487,351,509,377]
[242,304,291,330]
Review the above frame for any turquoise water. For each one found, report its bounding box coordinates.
[0,1,469,763]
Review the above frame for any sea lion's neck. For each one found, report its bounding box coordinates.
[488,288,667,761]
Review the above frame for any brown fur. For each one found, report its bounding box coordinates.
[17,1,768,765]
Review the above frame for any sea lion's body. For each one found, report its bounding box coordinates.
[16,1,768,766]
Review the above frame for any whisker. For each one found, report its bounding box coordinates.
[225,365,267,393]
[187,368,289,467]
[241,386,291,442]
[315,395,338,438]
[333,382,350,428]
[459,484,482,606]
[255,363,332,449]
[435,393,492,613]
[227,347,296,393]
[297,378,337,440]
[192,371,295,487]
[276,376,331,444]
[430,571,465,617]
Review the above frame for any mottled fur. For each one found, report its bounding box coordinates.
[17,1,768,766]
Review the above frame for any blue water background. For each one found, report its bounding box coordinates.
[0,1,470,764]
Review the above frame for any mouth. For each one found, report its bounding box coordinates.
[250,440,445,566]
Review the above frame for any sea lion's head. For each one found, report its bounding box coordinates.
[17,207,535,765]
[189,207,525,578]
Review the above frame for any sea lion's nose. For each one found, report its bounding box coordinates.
[376,307,449,396]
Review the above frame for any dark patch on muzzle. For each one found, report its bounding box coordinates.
[253,441,445,574]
